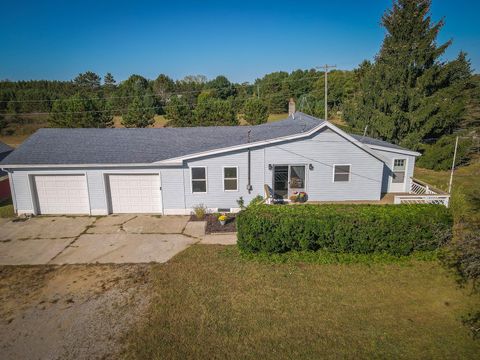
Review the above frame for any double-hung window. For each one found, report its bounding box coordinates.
[223,167,238,191]
[191,167,207,193]
[333,165,350,182]
[392,159,406,183]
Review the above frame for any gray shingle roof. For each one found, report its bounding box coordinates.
[0,112,413,167]
[350,134,412,152]
[0,141,13,155]
[0,113,322,166]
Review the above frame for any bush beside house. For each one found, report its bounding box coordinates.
[237,204,452,256]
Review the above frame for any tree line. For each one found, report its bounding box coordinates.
[0,0,478,170]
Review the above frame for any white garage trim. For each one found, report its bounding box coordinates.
[32,174,91,215]
[106,173,163,214]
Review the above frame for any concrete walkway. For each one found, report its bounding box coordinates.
[0,215,237,265]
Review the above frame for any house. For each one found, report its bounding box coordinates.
[0,141,14,201]
[0,112,422,216]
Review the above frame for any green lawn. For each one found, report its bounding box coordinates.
[124,245,480,359]
[415,159,480,225]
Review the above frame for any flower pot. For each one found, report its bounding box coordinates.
[220,220,226,226]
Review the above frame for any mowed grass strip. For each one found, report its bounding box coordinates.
[123,245,480,359]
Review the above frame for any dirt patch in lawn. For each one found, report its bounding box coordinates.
[0,264,153,360]
[190,214,236,234]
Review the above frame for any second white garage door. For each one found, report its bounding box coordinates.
[108,174,162,214]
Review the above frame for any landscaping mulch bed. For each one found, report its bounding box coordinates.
[189,214,236,234]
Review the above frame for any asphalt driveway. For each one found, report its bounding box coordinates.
[0,215,209,265]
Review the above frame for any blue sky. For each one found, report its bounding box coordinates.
[1,0,478,83]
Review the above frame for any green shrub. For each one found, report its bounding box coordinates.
[237,204,453,256]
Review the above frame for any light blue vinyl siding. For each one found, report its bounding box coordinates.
[7,126,407,215]
[263,128,383,201]
[371,149,416,193]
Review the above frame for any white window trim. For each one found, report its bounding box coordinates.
[391,158,408,185]
[223,166,239,192]
[191,166,207,194]
[332,164,351,183]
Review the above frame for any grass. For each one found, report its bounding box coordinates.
[124,245,480,359]
[0,198,14,218]
[415,159,480,225]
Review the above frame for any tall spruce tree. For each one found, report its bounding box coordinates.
[344,0,471,148]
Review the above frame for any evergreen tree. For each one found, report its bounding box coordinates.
[122,95,155,128]
[0,113,6,132]
[104,73,116,87]
[193,98,238,126]
[164,96,193,127]
[243,97,268,125]
[344,0,471,148]
[73,71,101,90]
[49,93,113,128]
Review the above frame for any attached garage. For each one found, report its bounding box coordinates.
[33,174,90,215]
[107,174,162,214]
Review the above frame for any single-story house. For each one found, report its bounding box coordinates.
[0,141,14,201]
[0,112,421,216]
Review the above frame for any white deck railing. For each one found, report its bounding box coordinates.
[394,178,450,207]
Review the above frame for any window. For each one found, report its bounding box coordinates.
[223,167,238,191]
[334,165,350,182]
[392,159,406,183]
[191,167,207,193]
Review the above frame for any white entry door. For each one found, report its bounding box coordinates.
[108,174,162,214]
[34,175,90,215]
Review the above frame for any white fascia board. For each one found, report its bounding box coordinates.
[156,122,329,165]
[367,145,421,157]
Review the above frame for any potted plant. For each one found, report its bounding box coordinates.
[297,192,307,203]
[218,214,228,226]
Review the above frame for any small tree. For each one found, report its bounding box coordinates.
[243,98,268,125]
[49,93,113,128]
[104,73,116,87]
[193,98,238,126]
[164,96,192,127]
[74,71,101,90]
[122,96,155,128]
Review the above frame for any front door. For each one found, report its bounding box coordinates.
[273,165,306,199]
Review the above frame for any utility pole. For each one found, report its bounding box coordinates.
[448,135,459,194]
[317,64,336,121]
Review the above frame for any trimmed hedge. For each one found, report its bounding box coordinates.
[237,204,453,256]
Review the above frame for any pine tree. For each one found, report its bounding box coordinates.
[122,95,155,128]
[49,93,113,128]
[164,96,192,127]
[243,97,268,125]
[344,0,471,148]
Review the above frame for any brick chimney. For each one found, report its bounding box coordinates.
[288,98,296,116]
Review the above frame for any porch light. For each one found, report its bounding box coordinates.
[309,164,314,170]
[268,164,273,170]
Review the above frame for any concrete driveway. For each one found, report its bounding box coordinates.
[0,215,209,265]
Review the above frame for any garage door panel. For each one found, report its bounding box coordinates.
[34,175,90,215]
[108,174,162,214]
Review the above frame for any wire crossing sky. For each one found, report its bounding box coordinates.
[1,0,478,82]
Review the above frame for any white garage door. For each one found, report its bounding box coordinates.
[108,174,162,214]
[34,175,90,215]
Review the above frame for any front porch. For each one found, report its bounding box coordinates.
[264,178,450,207]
